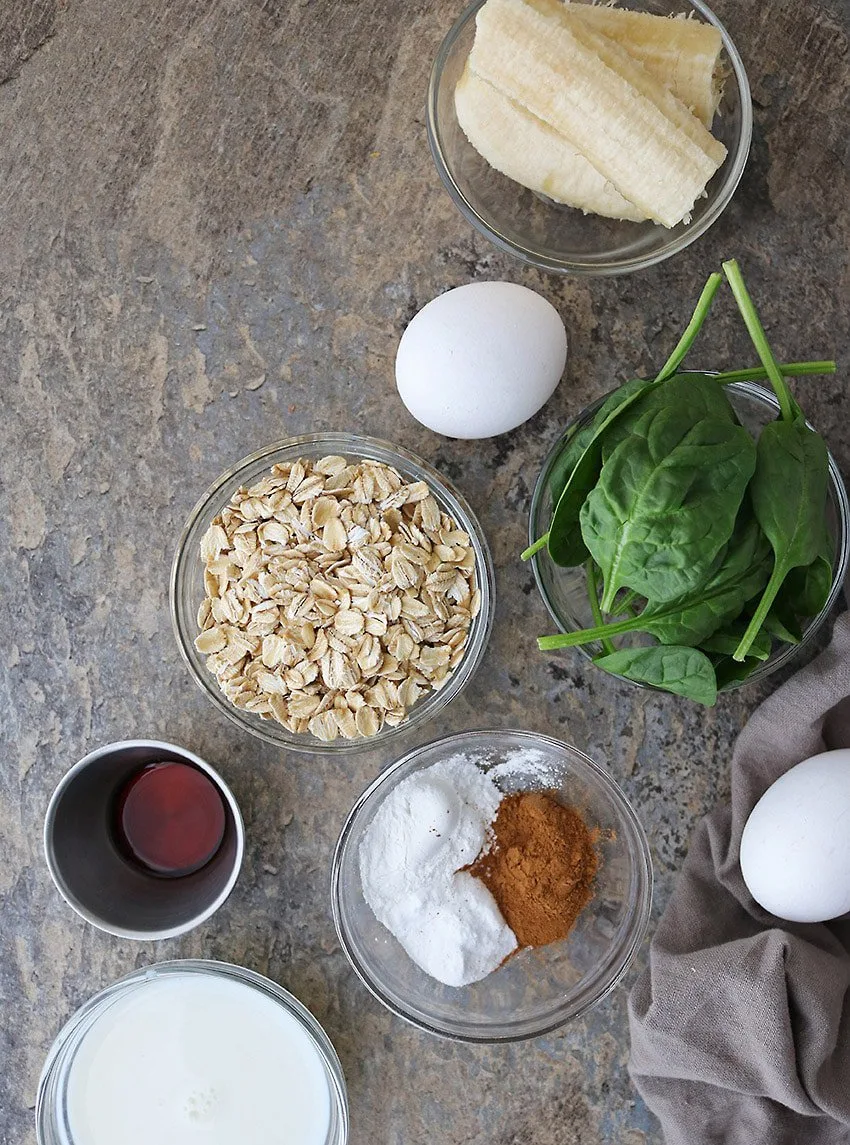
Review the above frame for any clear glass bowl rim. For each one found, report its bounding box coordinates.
[35,958,349,1145]
[330,727,653,1043]
[170,433,496,754]
[426,0,754,277]
[528,379,850,690]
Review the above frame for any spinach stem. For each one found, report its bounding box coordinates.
[654,272,723,383]
[586,560,616,655]
[732,562,785,661]
[521,534,549,561]
[722,259,796,422]
[537,570,755,650]
[615,590,639,616]
[539,615,639,650]
[715,360,836,384]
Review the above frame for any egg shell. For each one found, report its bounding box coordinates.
[739,749,850,923]
[395,281,567,439]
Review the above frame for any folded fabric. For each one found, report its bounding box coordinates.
[629,613,850,1145]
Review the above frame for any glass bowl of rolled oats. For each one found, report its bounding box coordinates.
[170,434,495,753]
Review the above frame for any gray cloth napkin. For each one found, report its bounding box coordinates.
[629,612,850,1145]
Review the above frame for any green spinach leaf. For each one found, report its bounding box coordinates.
[701,622,772,661]
[544,377,660,568]
[546,425,594,514]
[549,378,652,506]
[538,514,770,650]
[600,371,738,462]
[762,606,802,645]
[778,526,834,619]
[521,377,660,563]
[593,645,718,705]
[529,270,727,568]
[732,416,828,659]
[714,654,764,689]
[580,390,757,611]
[640,518,771,645]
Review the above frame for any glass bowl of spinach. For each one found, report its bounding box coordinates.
[525,261,849,704]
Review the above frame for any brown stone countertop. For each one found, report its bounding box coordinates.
[1,0,848,1141]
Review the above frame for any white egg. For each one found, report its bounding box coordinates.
[395,281,567,439]
[740,749,850,923]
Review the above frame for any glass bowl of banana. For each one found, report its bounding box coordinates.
[427,0,752,276]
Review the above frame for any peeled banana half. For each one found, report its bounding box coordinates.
[456,0,727,228]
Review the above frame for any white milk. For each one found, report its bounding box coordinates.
[66,973,332,1145]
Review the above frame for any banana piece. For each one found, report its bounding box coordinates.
[455,64,648,221]
[566,2,723,129]
[522,0,726,164]
[469,0,727,227]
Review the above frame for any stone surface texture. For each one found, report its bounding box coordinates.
[1,0,849,1141]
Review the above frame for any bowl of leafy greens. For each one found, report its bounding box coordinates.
[525,260,848,705]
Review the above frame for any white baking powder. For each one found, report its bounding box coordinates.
[488,747,554,787]
[359,755,517,987]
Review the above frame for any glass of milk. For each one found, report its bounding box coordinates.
[36,960,348,1145]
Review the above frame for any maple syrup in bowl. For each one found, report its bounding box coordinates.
[114,761,227,878]
[44,740,244,939]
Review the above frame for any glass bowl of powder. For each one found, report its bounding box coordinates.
[331,728,652,1042]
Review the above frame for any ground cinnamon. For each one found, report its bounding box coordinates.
[469,791,598,948]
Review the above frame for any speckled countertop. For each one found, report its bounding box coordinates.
[2,1,849,1142]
